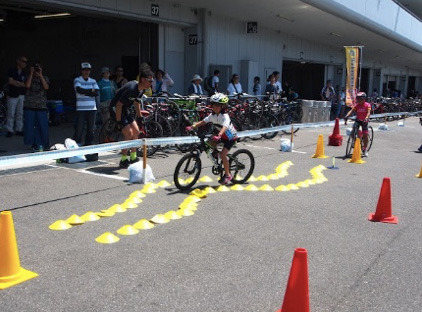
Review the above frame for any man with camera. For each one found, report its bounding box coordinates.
[24,62,50,152]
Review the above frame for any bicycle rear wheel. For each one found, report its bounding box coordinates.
[174,153,202,191]
[262,115,279,139]
[98,119,124,144]
[345,134,355,158]
[137,120,163,157]
[229,149,255,183]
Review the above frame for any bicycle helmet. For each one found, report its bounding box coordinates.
[356,92,366,98]
[210,93,229,104]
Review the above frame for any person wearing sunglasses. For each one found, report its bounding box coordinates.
[109,63,154,169]
[5,56,28,137]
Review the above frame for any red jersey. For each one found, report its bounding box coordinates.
[353,102,371,121]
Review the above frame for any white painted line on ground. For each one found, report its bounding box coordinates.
[292,150,307,154]
[244,144,277,150]
[77,169,128,180]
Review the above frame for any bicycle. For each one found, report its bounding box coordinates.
[173,130,255,191]
[345,119,374,158]
[98,109,163,157]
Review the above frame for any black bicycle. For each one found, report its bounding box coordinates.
[173,130,255,191]
[345,119,374,157]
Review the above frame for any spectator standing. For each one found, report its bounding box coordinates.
[152,69,174,95]
[23,62,50,151]
[320,79,335,103]
[211,70,220,94]
[272,71,283,95]
[370,88,378,98]
[227,74,242,95]
[265,74,278,97]
[73,62,99,146]
[188,74,204,95]
[97,67,117,124]
[113,66,128,89]
[5,56,27,137]
[336,87,346,118]
[253,76,261,96]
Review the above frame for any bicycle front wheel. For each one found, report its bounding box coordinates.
[98,119,123,144]
[345,134,355,158]
[174,153,202,191]
[365,126,374,152]
[229,149,255,184]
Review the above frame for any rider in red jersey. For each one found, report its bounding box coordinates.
[344,92,371,157]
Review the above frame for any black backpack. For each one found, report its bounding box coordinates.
[203,76,213,92]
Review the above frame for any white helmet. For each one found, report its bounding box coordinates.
[210,93,229,104]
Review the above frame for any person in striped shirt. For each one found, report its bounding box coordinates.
[73,62,99,146]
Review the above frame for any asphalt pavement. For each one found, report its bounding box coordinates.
[0,117,421,312]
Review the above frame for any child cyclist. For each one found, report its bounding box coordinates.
[186,93,238,185]
[344,91,371,156]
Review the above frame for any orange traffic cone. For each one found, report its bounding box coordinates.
[347,137,365,164]
[368,177,398,224]
[328,118,343,146]
[0,211,38,289]
[416,163,422,178]
[276,248,310,312]
[312,134,328,158]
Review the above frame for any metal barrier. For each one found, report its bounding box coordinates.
[0,111,420,168]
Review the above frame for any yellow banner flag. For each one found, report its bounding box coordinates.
[345,47,360,106]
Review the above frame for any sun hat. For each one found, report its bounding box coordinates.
[191,74,203,82]
[81,62,92,69]
[101,67,110,73]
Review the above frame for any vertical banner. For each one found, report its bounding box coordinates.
[344,46,360,106]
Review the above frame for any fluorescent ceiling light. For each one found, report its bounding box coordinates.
[34,13,71,19]
[330,32,341,37]
[0,18,4,22]
[276,14,294,22]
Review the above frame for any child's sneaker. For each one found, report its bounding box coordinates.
[362,149,369,157]
[218,174,233,185]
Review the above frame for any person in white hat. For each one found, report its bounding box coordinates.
[187,74,203,95]
[73,62,99,146]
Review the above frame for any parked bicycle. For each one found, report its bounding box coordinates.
[173,130,255,191]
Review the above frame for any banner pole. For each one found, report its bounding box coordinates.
[358,46,363,91]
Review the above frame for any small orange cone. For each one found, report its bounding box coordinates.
[328,118,343,146]
[312,134,328,158]
[368,177,398,224]
[276,248,310,312]
[0,211,38,289]
[347,137,365,164]
[416,163,422,178]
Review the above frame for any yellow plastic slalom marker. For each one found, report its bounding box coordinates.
[49,220,72,230]
[244,184,259,191]
[179,202,198,211]
[248,175,258,182]
[157,180,171,187]
[128,196,143,204]
[65,214,85,225]
[296,181,310,188]
[0,211,38,289]
[199,176,213,183]
[259,184,274,191]
[150,214,170,224]
[108,204,127,213]
[97,210,115,217]
[286,184,300,191]
[133,219,155,230]
[121,200,138,209]
[275,185,289,192]
[204,186,217,194]
[177,208,195,217]
[268,174,279,180]
[185,195,202,203]
[312,134,329,158]
[117,225,139,236]
[131,190,147,198]
[230,184,244,191]
[348,138,365,164]
[257,175,269,181]
[95,232,120,244]
[165,210,183,220]
[81,211,101,222]
[216,185,230,192]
